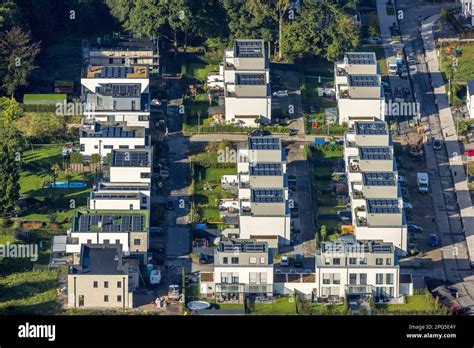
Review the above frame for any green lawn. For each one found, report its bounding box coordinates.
[23,94,66,105]
[318,206,344,214]
[375,294,448,314]
[250,297,297,315]
[300,302,349,315]
[0,269,61,315]
[440,42,474,83]
[187,62,219,82]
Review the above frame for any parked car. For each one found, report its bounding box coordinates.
[388,63,398,75]
[433,139,442,151]
[403,202,413,210]
[294,254,303,268]
[428,234,439,247]
[199,253,212,264]
[398,175,406,184]
[464,149,474,157]
[289,129,298,136]
[281,255,290,267]
[249,129,271,137]
[408,224,423,234]
[367,36,382,44]
[165,200,175,210]
[151,98,162,106]
[273,90,288,98]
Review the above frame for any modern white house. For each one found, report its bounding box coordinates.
[89,182,151,211]
[210,39,272,126]
[109,148,152,184]
[344,121,408,254]
[81,65,150,128]
[315,237,405,302]
[200,239,274,303]
[79,122,150,159]
[65,210,150,265]
[461,0,474,26]
[236,136,291,247]
[335,52,385,126]
[467,80,474,119]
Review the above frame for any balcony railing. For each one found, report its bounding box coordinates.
[345,284,375,295]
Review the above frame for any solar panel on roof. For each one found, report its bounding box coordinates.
[249,137,280,150]
[349,75,379,87]
[250,163,282,176]
[251,189,284,203]
[236,40,264,58]
[237,73,265,85]
[356,122,387,135]
[367,199,400,214]
[360,147,391,160]
[346,52,376,65]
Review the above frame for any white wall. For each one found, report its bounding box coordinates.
[109,166,151,183]
[337,98,385,125]
[90,113,150,128]
[225,97,271,124]
[239,215,291,245]
[89,197,142,211]
[355,225,408,254]
[81,78,149,94]
[66,232,130,254]
[214,266,274,285]
[80,137,147,157]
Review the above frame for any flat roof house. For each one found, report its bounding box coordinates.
[66,210,149,264]
[344,121,407,254]
[67,244,139,309]
[467,80,474,119]
[237,136,291,247]
[315,237,401,303]
[81,65,150,128]
[335,52,385,126]
[222,40,272,126]
[109,148,152,184]
[89,182,151,211]
[200,238,273,304]
[79,122,150,159]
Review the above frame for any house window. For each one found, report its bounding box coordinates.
[87,239,92,244]
[260,257,265,264]
[386,257,391,265]
[141,197,147,204]
[117,281,122,288]
[231,273,239,284]
[221,275,229,283]
[104,145,113,149]
[249,257,257,264]
[349,258,356,265]
[359,257,367,265]
[376,273,383,285]
[104,281,109,288]
[117,295,122,302]
[97,96,103,106]
[231,257,239,265]
[78,295,84,307]
[113,101,117,110]
[94,145,99,149]
[119,145,129,149]
[109,58,113,64]
[80,144,85,152]
[333,258,340,265]
[386,274,393,285]
[359,273,367,285]
[103,239,109,244]
[323,274,331,285]
[139,115,149,121]
[104,295,109,302]
[140,172,151,178]
[325,258,331,265]
[333,273,341,285]
[223,257,228,264]
[349,273,357,285]
[115,239,120,245]
[93,281,98,288]
[389,287,394,297]
[376,258,383,266]
[134,239,140,246]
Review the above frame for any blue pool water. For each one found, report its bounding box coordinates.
[51,182,87,189]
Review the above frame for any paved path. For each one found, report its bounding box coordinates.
[421,14,474,268]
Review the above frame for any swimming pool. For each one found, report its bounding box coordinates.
[50,182,87,189]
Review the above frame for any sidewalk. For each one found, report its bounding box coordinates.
[421,14,474,267]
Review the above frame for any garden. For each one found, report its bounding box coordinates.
[374,290,450,315]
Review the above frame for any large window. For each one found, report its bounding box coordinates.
[376,258,383,265]
[359,273,367,285]
[231,257,239,265]
[231,273,239,284]
[349,273,357,285]
[223,257,228,264]
[386,257,392,265]
[333,258,341,265]
[333,273,341,285]
[359,257,367,265]
[386,273,393,285]
[376,273,383,285]
[349,258,356,265]
[323,274,331,285]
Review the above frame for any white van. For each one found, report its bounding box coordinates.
[417,172,429,193]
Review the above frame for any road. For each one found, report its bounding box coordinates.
[389,0,474,310]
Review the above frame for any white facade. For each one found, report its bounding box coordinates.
[335,52,385,126]
[109,166,151,184]
[79,134,149,158]
[462,0,474,26]
[66,232,130,254]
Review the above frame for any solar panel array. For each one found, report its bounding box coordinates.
[249,137,280,150]
[237,74,265,85]
[363,172,396,186]
[250,163,282,176]
[221,241,266,253]
[346,53,376,65]
[236,40,263,58]
[252,189,284,203]
[356,122,387,135]
[367,199,400,214]
[93,193,139,199]
[360,147,391,160]
[99,184,149,191]
[349,75,379,87]
[112,84,139,97]
[76,214,144,232]
[85,125,137,138]
[112,150,150,167]
[94,66,134,78]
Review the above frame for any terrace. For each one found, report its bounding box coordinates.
[72,210,149,233]
[111,149,152,167]
[84,65,148,79]
[80,123,146,138]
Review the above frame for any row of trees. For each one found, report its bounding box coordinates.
[105,0,360,62]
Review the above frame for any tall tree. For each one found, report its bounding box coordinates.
[0,1,23,30]
[0,26,40,97]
